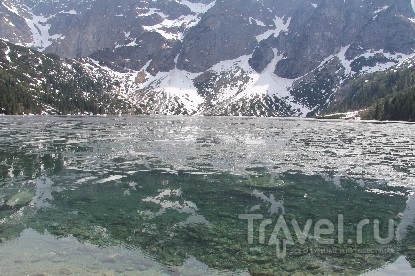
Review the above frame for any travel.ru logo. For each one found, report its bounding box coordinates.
[238,189,395,259]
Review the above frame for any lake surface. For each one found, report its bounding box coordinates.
[1,116,415,275]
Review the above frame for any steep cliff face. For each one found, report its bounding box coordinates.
[1,0,415,116]
[275,0,415,78]
[44,0,217,58]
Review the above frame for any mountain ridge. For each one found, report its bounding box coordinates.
[1,0,415,117]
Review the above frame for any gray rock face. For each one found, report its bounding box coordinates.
[351,9,415,56]
[90,32,181,75]
[45,0,147,58]
[176,0,306,73]
[249,36,276,73]
[177,0,259,73]
[5,0,202,57]
[276,1,360,78]
[275,0,415,78]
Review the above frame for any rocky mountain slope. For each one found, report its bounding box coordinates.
[1,0,415,116]
[0,39,139,115]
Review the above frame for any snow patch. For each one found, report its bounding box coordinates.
[85,58,203,114]
[126,39,138,47]
[142,14,200,40]
[25,13,63,51]
[336,45,353,76]
[180,0,216,14]
[3,46,11,62]
[136,8,163,17]
[246,51,308,115]
[373,6,389,20]
[138,69,204,113]
[61,9,77,15]
[273,16,291,33]
[256,16,291,42]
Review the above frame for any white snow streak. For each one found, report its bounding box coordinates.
[2,1,20,15]
[4,46,11,62]
[374,6,389,14]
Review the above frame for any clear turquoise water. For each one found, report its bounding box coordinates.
[1,116,415,275]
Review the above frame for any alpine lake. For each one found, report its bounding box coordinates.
[1,115,415,275]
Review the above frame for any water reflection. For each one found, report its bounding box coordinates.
[0,228,240,276]
[142,188,210,226]
[0,171,411,275]
[0,116,415,275]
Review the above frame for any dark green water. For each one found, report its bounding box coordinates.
[1,116,415,275]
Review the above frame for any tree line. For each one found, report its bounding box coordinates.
[363,87,415,121]
[325,60,415,121]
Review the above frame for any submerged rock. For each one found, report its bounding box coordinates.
[6,191,34,208]
[246,176,286,189]
[248,267,275,276]
[306,262,322,270]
